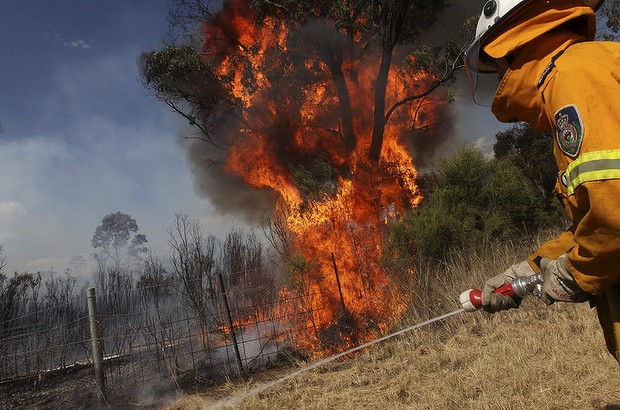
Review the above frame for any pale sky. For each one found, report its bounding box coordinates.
[0,0,237,276]
[0,1,503,277]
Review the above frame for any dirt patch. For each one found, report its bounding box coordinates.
[0,367,101,410]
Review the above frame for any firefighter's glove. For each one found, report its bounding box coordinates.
[539,255,590,304]
[482,260,535,313]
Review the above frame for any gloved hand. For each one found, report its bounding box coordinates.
[538,255,590,304]
[482,260,535,312]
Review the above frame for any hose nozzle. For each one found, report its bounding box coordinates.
[460,273,543,311]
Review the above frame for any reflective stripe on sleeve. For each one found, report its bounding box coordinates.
[566,150,620,195]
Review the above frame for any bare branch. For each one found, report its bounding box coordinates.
[260,208,293,258]
[162,99,226,151]
[385,50,464,124]
[261,0,303,25]
[167,0,218,44]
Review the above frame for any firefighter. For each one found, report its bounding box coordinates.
[464,0,620,362]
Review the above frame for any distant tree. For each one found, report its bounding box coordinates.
[91,212,148,269]
[92,257,136,314]
[69,255,87,277]
[0,272,42,334]
[219,228,276,309]
[168,212,217,326]
[43,272,78,316]
[493,124,567,229]
[137,252,172,309]
[0,245,7,274]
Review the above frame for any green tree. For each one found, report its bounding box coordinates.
[493,123,566,227]
[386,147,551,260]
[493,123,557,204]
[139,44,225,149]
[91,212,148,269]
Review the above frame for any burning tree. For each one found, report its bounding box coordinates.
[141,0,466,353]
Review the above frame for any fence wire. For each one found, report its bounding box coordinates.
[0,277,332,385]
[0,257,412,403]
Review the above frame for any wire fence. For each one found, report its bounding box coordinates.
[0,273,335,394]
[91,283,328,389]
[0,252,411,407]
[0,287,91,383]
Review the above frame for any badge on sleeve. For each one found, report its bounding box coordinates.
[554,104,584,158]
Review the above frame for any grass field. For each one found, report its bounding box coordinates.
[166,233,620,410]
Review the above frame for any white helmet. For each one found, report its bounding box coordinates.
[464,0,603,105]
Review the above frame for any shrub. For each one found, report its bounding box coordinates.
[386,146,560,261]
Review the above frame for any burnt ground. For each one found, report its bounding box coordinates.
[0,360,286,409]
[0,364,200,409]
[1,366,105,410]
[0,347,305,408]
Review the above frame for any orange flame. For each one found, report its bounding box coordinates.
[201,0,444,355]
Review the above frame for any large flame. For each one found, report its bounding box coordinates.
[201,0,444,354]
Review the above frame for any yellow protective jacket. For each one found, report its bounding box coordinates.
[489,27,620,361]
[491,31,620,295]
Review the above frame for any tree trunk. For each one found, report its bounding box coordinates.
[368,46,393,162]
[330,65,357,154]
[368,0,410,162]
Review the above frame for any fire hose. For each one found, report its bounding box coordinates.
[212,274,543,408]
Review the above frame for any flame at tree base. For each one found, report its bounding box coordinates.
[275,154,419,354]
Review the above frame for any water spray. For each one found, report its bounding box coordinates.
[459,273,543,311]
[210,308,464,408]
[210,275,544,407]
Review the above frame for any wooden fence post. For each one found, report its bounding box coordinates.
[331,253,346,312]
[87,287,107,403]
[217,271,244,376]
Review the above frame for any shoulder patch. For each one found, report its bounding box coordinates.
[555,104,584,158]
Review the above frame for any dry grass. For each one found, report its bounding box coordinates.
[166,231,620,409]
